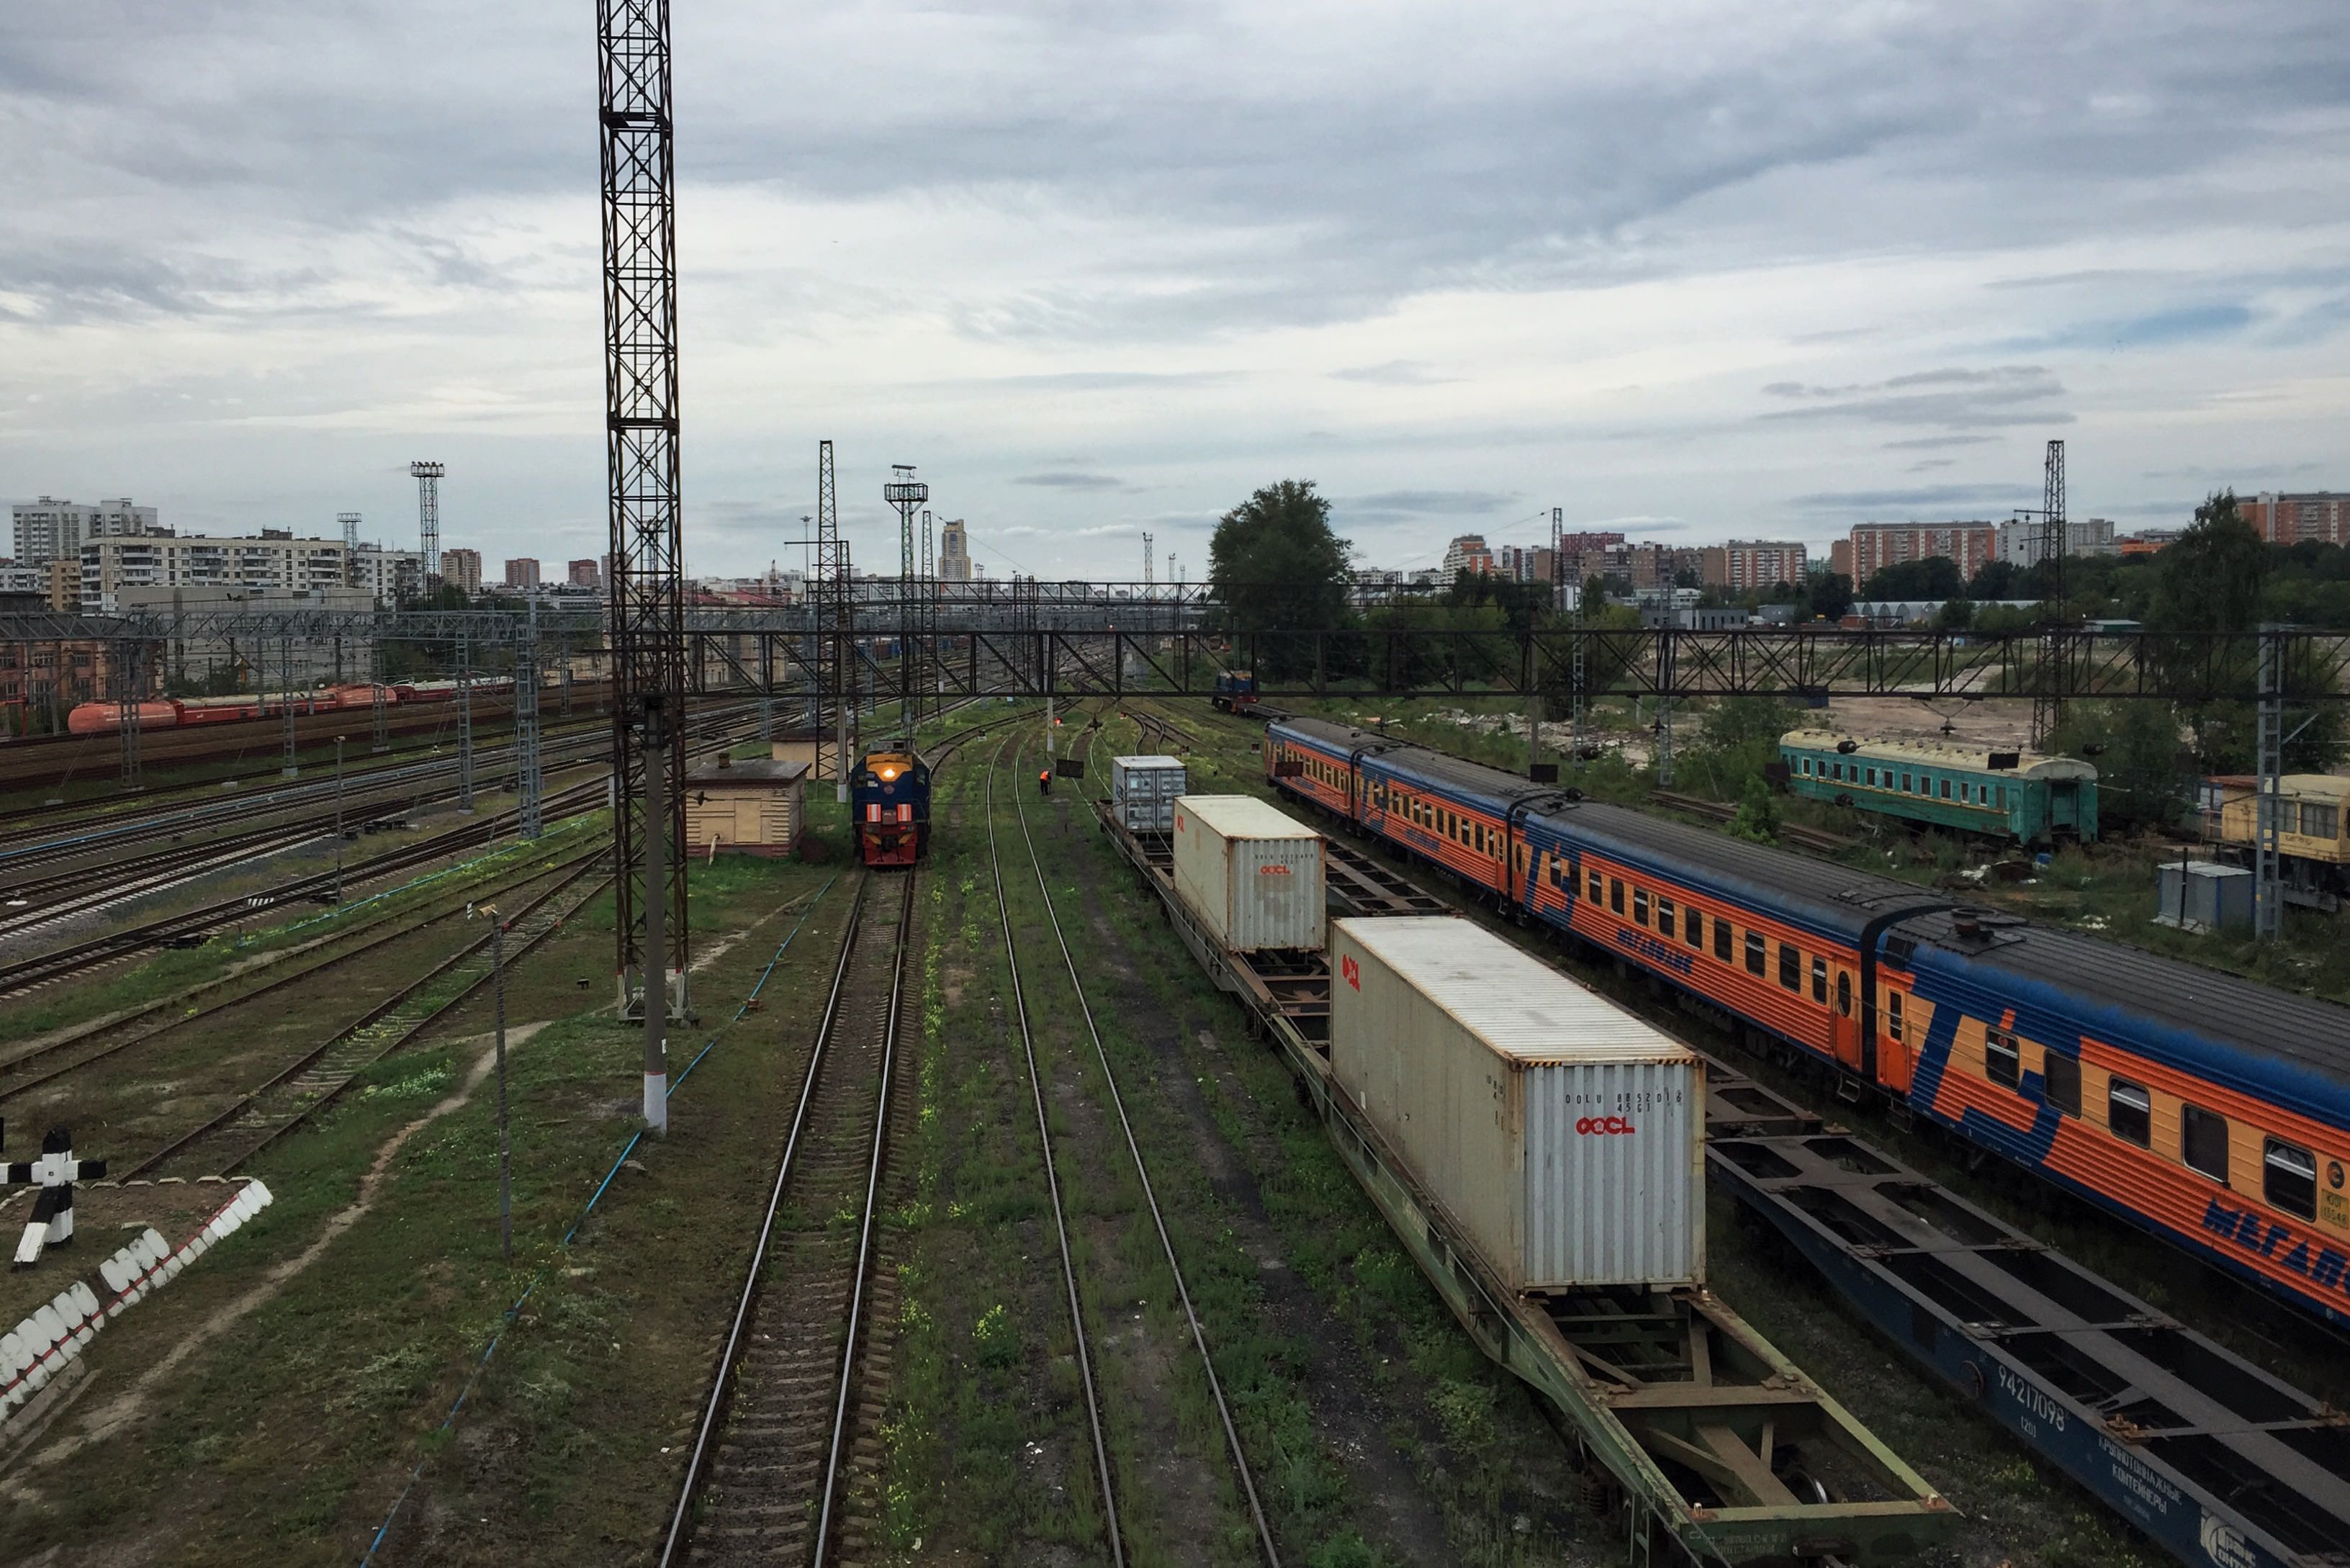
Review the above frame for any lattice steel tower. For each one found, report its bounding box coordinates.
[339,512,361,552]
[884,464,928,738]
[598,0,690,1035]
[2030,438,2068,748]
[410,462,444,597]
[813,443,850,792]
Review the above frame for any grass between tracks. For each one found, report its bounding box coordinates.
[878,726,1589,1568]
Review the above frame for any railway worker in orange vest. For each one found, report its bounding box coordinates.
[1037,767,1052,796]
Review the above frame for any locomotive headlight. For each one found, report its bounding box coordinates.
[879,765,899,780]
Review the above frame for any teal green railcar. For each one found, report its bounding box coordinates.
[1779,729,2098,844]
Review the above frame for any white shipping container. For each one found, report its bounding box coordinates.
[1330,916,1703,1292]
[1113,798,1177,834]
[1110,754,1189,803]
[1170,795,1327,952]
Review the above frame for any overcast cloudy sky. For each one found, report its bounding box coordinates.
[4,2,2346,581]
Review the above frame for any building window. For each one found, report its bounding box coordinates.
[1634,888,1649,926]
[2044,1053,2081,1116]
[2108,1078,2151,1145]
[1745,931,1766,976]
[1985,1029,2020,1089]
[1610,878,1624,914]
[2301,803,2339,839]
[2264,1138,2318,1220]
[1778,942,1799,989]
[1685,907,1703,949]
[1811,955,1827,1002]
[1714,918,1732,962]
[2182,1105,2229,1182]
[1656,898,1675,939]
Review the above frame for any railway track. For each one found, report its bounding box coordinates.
[662,872,913,1567]
[1647,788,1855,855]
[659,703,1028,1566]
[986,728,1282,1567]
[0,709,763,998]
[0,839,605,1109]
[124,850,614,1181]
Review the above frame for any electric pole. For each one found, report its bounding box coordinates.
[410,462,444,598]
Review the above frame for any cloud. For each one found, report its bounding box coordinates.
[1760,366,2071,430]
[1328,360,1457,385]
[1906,459,1956,472]
[1338,490,1521,523]
[992,522,1142,539]
[1790,483,2027,513]
[1882,435,1999,451]
[1014,471,1127,491]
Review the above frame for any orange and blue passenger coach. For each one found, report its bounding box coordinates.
[1264,714,2350,1329]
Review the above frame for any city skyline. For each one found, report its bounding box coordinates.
[2,4,2344,582]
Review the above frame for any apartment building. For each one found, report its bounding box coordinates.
[1700,539,1809,591]
[1441,534,1496,577]
[78,529,348,613]
[503,557,542,592]
[2242,492,2349,547]
[351,545,423,606]
[440,548,483,595]
[568,558,602,589]
[11,497,162,566]
[1996,515,2117,566]
[1843,521,1999,582]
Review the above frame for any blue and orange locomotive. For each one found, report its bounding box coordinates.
[851,749,932,867]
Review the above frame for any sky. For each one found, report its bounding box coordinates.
[3,1,2346,583]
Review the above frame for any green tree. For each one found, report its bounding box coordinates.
[1207,479,1352,678]
[1680,695,1800,803]
[1935,597,1975,631]
[1863,557,1966,603]
[1728,771,1780,842]
[1801,571,1854,623]
[2151,491,2265,636]
[2049,700,2188,829]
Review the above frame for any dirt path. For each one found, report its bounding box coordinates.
[3,1022,552,1491]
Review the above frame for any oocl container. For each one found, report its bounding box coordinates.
[1330,916,1703,1292]
[1170,795,1326,952]
[1109,754,1188,834]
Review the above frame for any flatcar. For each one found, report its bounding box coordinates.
[2210,773,2350,911]
[1264,713,2350,1331]
[1779,729,2098,844]
[65,676,521,735]
[850,747,931,867]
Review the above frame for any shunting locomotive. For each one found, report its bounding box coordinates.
[851,748,932,866]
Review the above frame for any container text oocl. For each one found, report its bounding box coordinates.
[1576,1117,1638,1135]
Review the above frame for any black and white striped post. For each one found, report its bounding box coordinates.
[5,1126,107,1269]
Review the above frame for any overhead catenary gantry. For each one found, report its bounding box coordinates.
[597,0,690,1104]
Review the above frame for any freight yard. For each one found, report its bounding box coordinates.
[9,4,2350,1567]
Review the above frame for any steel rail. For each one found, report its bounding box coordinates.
[657,871,879,1567]
[0,709,765,996]
[0,842,608,1105]
[120,851,611,1181]
[656,703,1022,1565]
[811,873,914,1568]
[980,729,1126,1568]
[1004,731,1282,1567]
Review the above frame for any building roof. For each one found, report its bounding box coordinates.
[686,757,809,786]
[1781,729,2097,783]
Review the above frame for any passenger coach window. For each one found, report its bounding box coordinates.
[1714,919,1732,961]
[1588,869,1603,902]
[1886,989,1904,1042]
[1778,942,1798,990]
[1684,908,1702,948]
[1811,956,1827,1003]
[2183,1106,2230,1182]
[1634,889,1649,925]
[2044,1053,2081,1115]
[1657,898,1675,939]
[1745,932,1766,976]
[2265,1139,2318,1220]
[2108,1079,2151,1146]
[1610,879,1625,914]
[1835,971,1852,1017]
[1985,1030,2020,1089]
